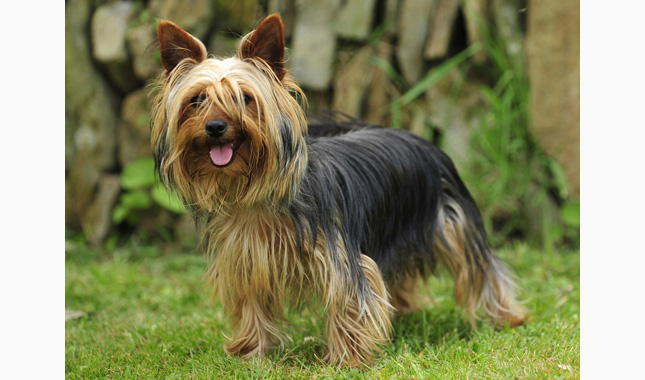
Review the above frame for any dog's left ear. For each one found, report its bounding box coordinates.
[240,13,286,81]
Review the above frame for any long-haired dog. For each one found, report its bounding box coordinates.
[151,13,525,367]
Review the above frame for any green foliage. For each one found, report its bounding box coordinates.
[559,200,581,246]
[371,43,483,132]
[113,157,186,225]
[120,157,156,190]
[464,23,581,250]
[66,241,580,378]
[151,183,187,214]
[465,55,536,244]
[561,201,580,228]
[391,43,483,130]
[128,0,156,29]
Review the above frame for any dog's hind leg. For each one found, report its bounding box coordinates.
[388,270,425,315]
[434,191,526,327]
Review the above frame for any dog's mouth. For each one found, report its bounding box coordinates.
[209,139,243,167]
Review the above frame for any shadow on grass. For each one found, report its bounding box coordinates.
[256,305,475,369]
[389,307,475,351]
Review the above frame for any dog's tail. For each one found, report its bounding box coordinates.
[433,154,526,327]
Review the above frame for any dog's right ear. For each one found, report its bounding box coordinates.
[157,20,207,73]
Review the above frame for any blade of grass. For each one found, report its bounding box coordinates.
[369,55,407,89]
[396,42,483,106]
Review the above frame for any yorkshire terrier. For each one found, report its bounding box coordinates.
[151,13,525,367]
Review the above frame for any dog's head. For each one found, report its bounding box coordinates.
[151,14,307,211]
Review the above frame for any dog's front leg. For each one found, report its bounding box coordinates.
[322,254,392,367]
[225,294,284,359]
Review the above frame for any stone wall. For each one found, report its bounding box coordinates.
[526,0,580,198]
[65,0,579,245]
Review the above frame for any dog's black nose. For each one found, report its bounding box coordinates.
[205,120,228,138]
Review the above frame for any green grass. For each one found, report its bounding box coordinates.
[65,240,579,379]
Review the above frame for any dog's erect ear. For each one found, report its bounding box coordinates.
[157,20,207,73]
[239,13,286,81]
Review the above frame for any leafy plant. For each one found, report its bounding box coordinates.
[463,20,579,250]
[112,157,186,225]
[370,43,482,138]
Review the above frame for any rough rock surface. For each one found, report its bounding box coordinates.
[290,0,340,90]
[118,89,154,167]
[149,0,213,38]
[91,1,138,93]
[335,0,376,40]
[396,0,435,84]
[526,0,580,197]
[66,0,119,231]
[127,23,163,81]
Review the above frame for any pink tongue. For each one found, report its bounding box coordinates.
[209,144,234,166]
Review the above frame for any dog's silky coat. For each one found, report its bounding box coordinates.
[151,14,525,367]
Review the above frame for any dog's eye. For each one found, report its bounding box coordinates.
[190,94,205,107]
[243,94,252,105]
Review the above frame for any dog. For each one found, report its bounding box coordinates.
[151,13,525,367]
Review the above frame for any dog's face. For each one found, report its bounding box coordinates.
[162,57,264,178]
[152,15,307,210]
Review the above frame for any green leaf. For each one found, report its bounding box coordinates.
[561,201,580,228]
[397,42,482,106]
[120,190,153,210]
[112,204,130,224]
[151,183,186,214]
[121,157,156,190]
[391,101,402,129]
[370,56,407,88]
[548,159,570,200]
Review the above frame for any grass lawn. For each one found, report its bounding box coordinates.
[65,240,579,379]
